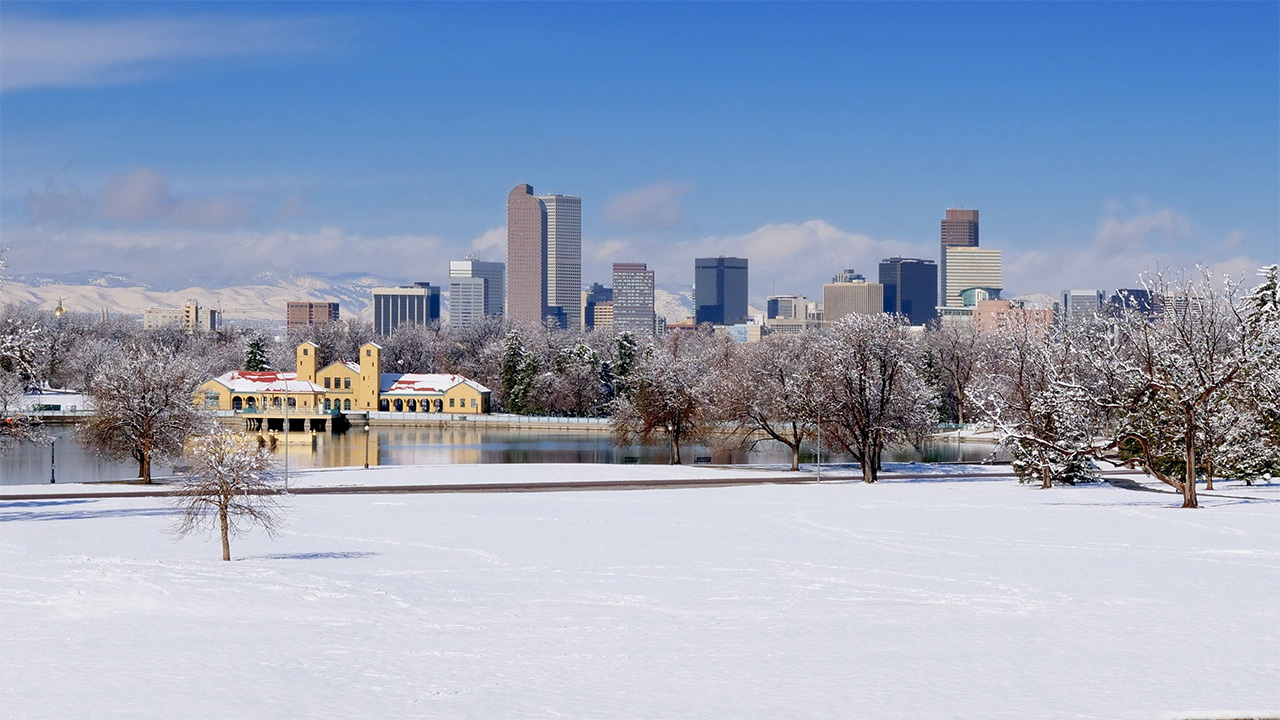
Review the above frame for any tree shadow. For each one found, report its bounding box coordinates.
[240,551,379,561]
[0,499,95,509]
[0,502,171,523]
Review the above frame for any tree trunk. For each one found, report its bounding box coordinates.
[1204,458,1214,491]
[1183,406,1198,509]
[139,453,151,484]
[670,434,682,465]
[1039,449,1051,489]
[861,442,877,483]
[219,505,231,561]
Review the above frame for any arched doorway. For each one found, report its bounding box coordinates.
[394,398,403,412]
[232,396,243,411]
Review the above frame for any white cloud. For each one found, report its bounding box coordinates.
[603,181,693,229]
[0,15,336,92]
[582,219,929,302]
[1002,200,1261,295]
[468,227,505,258]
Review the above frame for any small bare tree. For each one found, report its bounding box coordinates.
[170,431,287,561]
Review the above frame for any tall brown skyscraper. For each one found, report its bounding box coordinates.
[506,184,548,324]
[941,208,979,249]
[940,208,979,307]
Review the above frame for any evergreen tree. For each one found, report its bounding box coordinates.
[244,332,270,371]
[500,331,540,414]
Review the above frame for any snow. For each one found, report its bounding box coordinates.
[209,371,326,394]
[2,467,1276,719]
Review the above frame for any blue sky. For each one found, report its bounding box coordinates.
[1,2,1276,300]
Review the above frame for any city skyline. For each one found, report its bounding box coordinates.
[0,3,1275,301]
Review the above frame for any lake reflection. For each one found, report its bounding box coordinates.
[1,424,1002,486]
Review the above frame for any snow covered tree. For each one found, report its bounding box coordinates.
[170,431,287,561]
[243,332,270,371]
[1095,268,1254,508]
[974,318,1103,488]
[610,331,640,401]
[499,331,541,414]
[716,334,820,471]
[549,341,608,416]
[81,341,213,483]
[610,333,719,464]
[815,314,935,482]
[0,370,47,452]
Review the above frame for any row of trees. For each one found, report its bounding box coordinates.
[2,267,1277,507]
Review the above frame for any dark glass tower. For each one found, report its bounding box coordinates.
[879,257,938,326]
[694,256,749,326]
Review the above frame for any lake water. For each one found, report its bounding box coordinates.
[0,424,1003,486]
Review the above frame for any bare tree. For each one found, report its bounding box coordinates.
[816,314,935,482]
[610,332,721,464]
[81,341,213,482]
[716,334,819,471]
[170,431,287,561]
[925,322,989,426]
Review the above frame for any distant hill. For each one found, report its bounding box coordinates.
[0,271,403,327]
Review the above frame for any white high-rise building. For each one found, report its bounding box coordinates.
[539,194,582,330]
[1062,289,1105,318]
[941,247,1002,307]
[449,259,505,326]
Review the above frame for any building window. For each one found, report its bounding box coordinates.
[303,348,309,355]
[324,399,331,411]
[324,377,331,388]
[344,378,351,389]
[449,398,455,408]
[204,392,220,408]
[366,349,371,357]
[471,398,477,408]
[343,399,351,410]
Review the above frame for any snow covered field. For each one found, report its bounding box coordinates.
[2,466,1277,719]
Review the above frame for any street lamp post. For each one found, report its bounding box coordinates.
[282,377,289,490]
[363,422,371,469]
[816,412,821,483]
[49,437,56,484]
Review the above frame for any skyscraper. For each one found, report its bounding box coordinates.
[539,194,582,330]
[372,283,441,335]
[449,259,505,324]
[506,184,547,325]
[941,247,1002,307]
[612,262,656,336]
[1062,289,1105,319]
[766,294,807,320]
[940,208,979,307]
[448,277,487,328]
[694,256,749,326]
[878,257,938,326]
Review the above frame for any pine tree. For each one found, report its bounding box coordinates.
[244,333,270,371]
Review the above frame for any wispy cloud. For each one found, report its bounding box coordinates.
[27,166,258,229]
[0,14,337,92]
[1002,199,1260,295]
[603,181,693,229]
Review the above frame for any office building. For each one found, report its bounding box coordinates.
[143,301,219,334]
[450,259,505,319]
[972,299,1055,337]
[694,256,749,326]
[766,294,807,320]
[1062,289,1105,319]
[506,184,548,325]
[581,282,613,330]
[539,194,582,330]
[612,262,656,336]
[940,208,980,307]
[879,257,938,326]
[823,279,884,323]
[592,302,614,334]
[372,283,440,336]
[832,269,865,284]
[286,302,340,330]
[941,247,1002,307]
[448,277,487,327]
[1109,288,1154,316]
